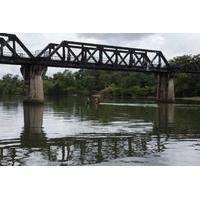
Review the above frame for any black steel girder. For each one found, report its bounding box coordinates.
[1,33,197,73]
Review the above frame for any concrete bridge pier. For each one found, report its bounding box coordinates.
[156,73,175,103]
[20,65,47,104]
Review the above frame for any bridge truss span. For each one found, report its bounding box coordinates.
[0,33,34,58]
[36,40,170,72]
[0,33,171,72]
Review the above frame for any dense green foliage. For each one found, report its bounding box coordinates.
[0,74,24,95]
[1,54,200,97]
[43,70,155,97]
[171,55,200,97]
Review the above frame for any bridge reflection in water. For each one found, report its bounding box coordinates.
[0,103,189,166]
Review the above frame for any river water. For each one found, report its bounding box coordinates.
[1,96,200,166]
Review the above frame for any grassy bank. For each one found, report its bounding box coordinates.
[177,97,200,101]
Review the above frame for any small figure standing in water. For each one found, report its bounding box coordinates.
[94,96,100,105]
[86,96,91,105]
[94,96,100,110]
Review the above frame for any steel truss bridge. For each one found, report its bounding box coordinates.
[0,33,198,73]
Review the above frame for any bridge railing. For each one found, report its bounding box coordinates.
[0,50,31,58]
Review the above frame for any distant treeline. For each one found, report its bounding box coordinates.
[1,54,200,98]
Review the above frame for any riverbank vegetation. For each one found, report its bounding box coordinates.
[1,54,200,98]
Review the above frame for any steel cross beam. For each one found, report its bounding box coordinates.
[0,33,181,73]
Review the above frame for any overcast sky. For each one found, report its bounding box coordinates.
[1,33,200,78]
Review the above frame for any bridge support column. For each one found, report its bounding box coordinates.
[156,73,175,103]
[20,65,47,104]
